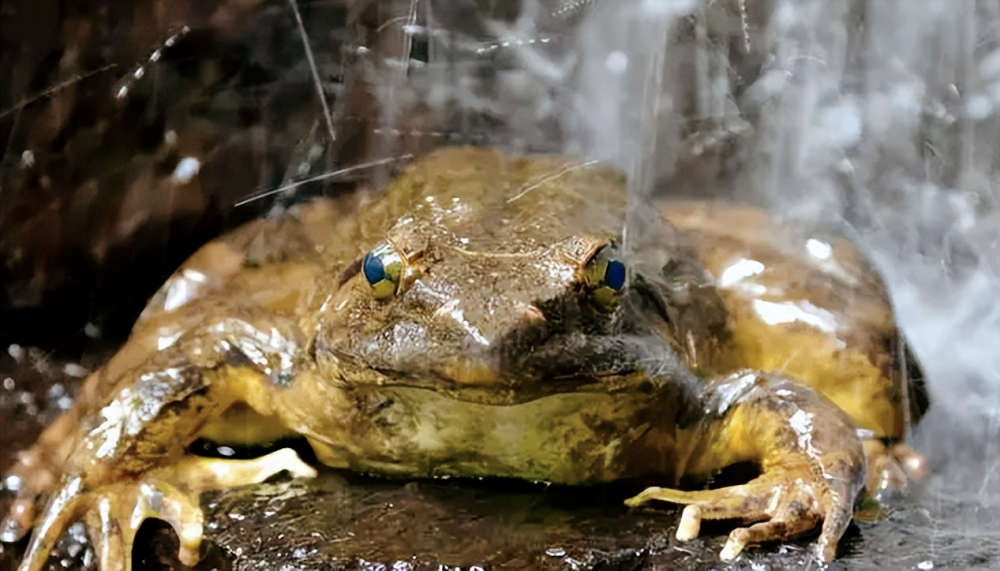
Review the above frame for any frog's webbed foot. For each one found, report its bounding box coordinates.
[862,439,927,501]
[626,453,857,562]
[16,475,200,571]
[12,449,316,571]
[627,371,865,563]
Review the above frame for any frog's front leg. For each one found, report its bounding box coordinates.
[3,310,320,571]
[626,371,865,563]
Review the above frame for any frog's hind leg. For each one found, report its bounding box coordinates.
[16,449,317,571]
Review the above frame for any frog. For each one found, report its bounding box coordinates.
[2,146,925,571]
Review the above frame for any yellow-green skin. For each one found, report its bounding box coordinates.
[3,147,924,570]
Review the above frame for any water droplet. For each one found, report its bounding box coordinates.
[172,157,201,184]
[68,522,87,543]
[84,323,101,338]
[0,517,21,542]
[63,363,89,378]
[48,384,66,400]
[7,344,24,363]
[806,238,832,260]
[2,475,23,492]
[19,150,34,169]
[606,51,628,74]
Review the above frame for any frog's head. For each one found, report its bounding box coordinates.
[313,148,691,402]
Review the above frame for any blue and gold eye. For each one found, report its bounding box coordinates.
[363,241,404,299]
[584,246,626,310]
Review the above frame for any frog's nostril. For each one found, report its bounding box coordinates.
[521,303,546,322]
[432,298,461,320]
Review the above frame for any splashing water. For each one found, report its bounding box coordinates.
[363,0,999,566]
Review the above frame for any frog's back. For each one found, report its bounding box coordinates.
[663,201,928,439]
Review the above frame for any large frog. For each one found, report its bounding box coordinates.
[3,147,924,570]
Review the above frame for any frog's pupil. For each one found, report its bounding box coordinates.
[362,250,386,285]
[605,260,626,290]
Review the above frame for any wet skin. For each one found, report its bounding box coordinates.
[2,147,925,570]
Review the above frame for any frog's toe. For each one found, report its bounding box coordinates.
[17,475,205,571]
[91,479,205,569]
[863,440,927,500]
[890,443,927,481]
[16,477,88,571]
[626,456,857,562]
[3,461,62,544]
[720,514,819,561]
[863,440,907,499]
[1,493,36,544]
[14,448,316,571]
[169,447,318,489]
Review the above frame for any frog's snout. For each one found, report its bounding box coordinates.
[430,297,547,344]
[318,261,578,387]
[430,298,494,347]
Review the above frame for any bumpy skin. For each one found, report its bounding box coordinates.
[2,148,923,570]
[660,202,928,496]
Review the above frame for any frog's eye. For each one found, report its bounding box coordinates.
[584,246,626,310]
[363,241,404,299]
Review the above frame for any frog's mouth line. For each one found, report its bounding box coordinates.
[347,365,663,406]
[318,333,697,405]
